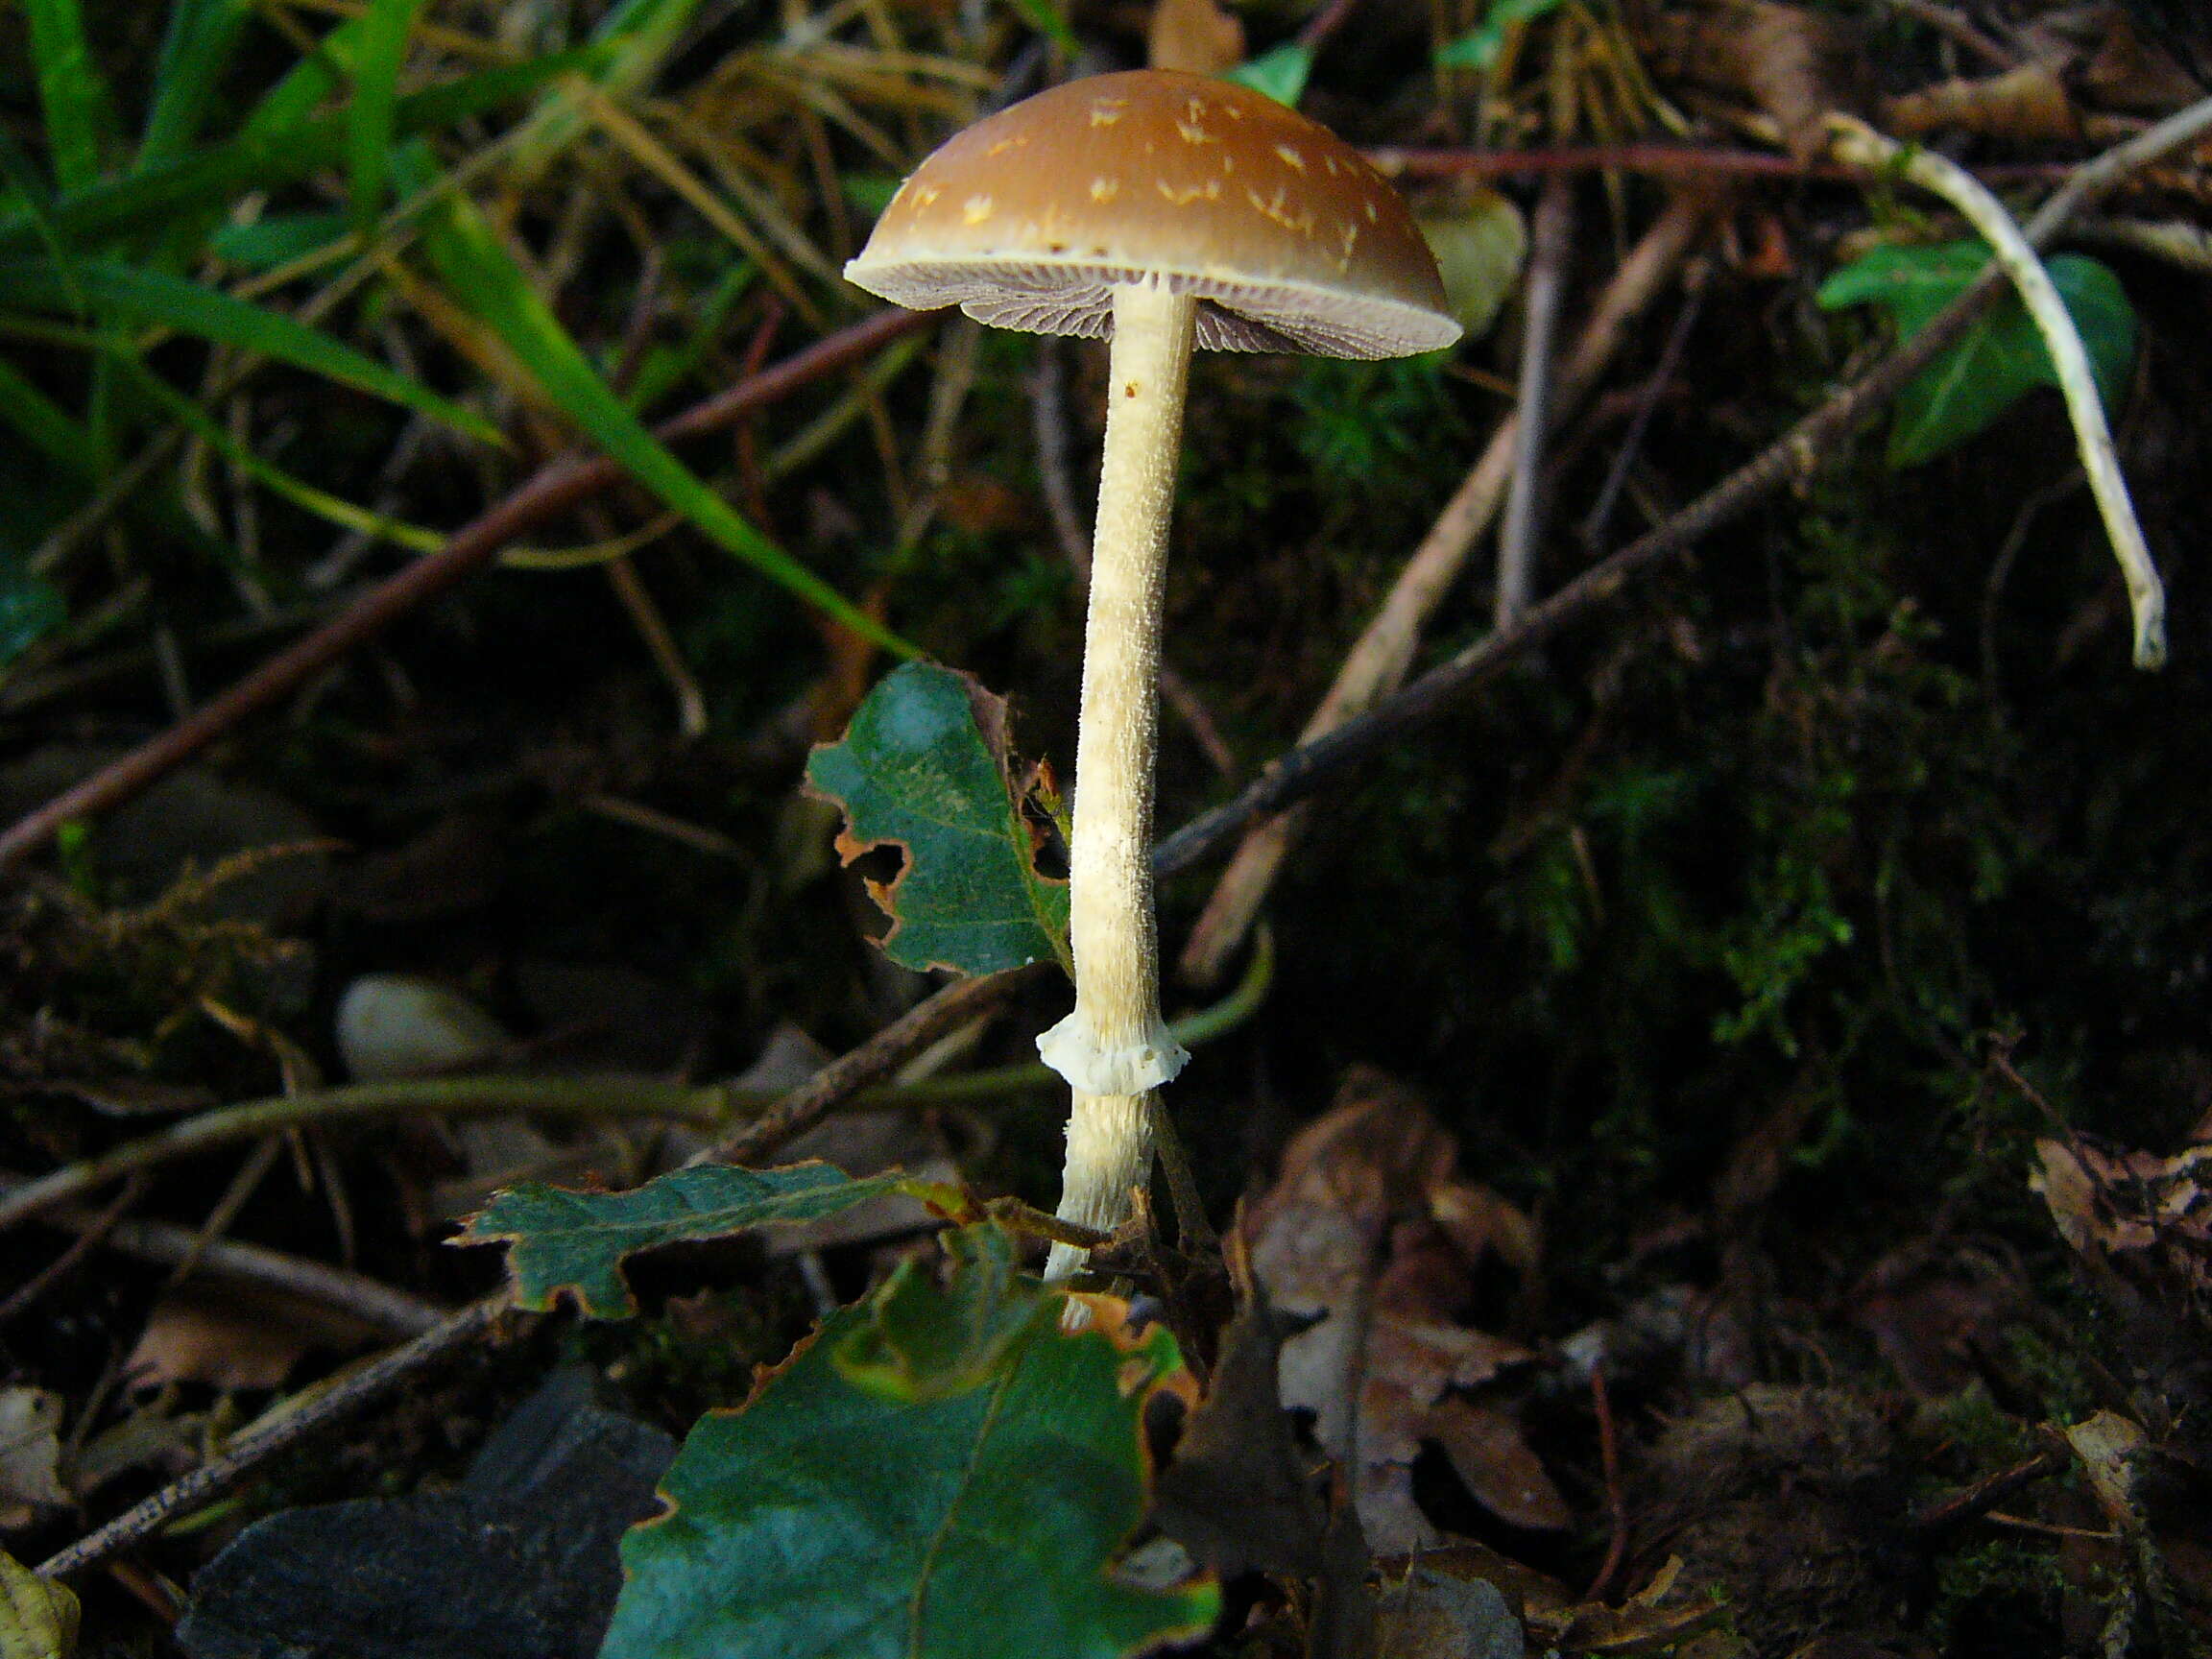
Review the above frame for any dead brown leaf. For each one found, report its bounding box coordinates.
[1642,2,1872,161]
[1426,1397,1574,1532]
[1847,1247,2024,1401]
[126,1284,383,1393]
[1538,1556,1724,1654]
[2024,3,2204,115]
[0,1388,66,1531]
[1151,1241,1327,1577]
[1885,64,2081,144]
[1246,1069,1552,1552]
[2032,1135,2212,1314]
[1373,1555,1523,1658]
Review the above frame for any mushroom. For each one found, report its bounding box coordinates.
[845,70,1459,1279]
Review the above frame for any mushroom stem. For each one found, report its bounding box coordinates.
[1039,280,1198,1281]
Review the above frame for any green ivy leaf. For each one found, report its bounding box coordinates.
[1815,239,2136,468]
[455,1162,930,1317]
[1222,43,1312,108]
[806,662,1071,978]
[601,1225,1219,1659]
[1004,0,1077,53]
[1437,0,1568,71]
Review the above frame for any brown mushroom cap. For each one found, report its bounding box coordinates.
[844,71,1460,358]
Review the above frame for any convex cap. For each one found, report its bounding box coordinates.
[845,70,1460,359]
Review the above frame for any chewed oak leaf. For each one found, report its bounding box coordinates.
[454,1162,927,1318]
[600,1223,1219,1659]
[805,661,1071,979]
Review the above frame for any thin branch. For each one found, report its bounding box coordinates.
[0,308,932,869]
[0,1075,732,1234]
[1910,1446,2066,1535]
[1827,115,2166,669]
[691,962,1056,1166]
[1366,143,2070,185]
[1580,261,1708,550]
[36,1294,509,1581]
[1156,95,2212,883]
[0,951,1273,1234]
[0,1174,146,1329]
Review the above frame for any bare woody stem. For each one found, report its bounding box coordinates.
[1039,281,1198,1280]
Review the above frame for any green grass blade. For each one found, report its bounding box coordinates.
[507,0,707,175]
[410,174,914,658]
[0,47,615,255]
[23,0,113,196]
[139,0,256,169]
[0,123,82,305]
[0,258,498,445]
[621,259,753,413]
[0,355,101,482]
[348,0,428,228]
[120,357,445,552]
[243,14,371,137]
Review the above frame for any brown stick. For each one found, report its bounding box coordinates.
[690,961,1054,1167]
[1495,171,1575,630]
[1909,1446,2065,1535]
[0,307,930,869]
[1584,1360,1628,1601]
[1366,143,2070,185]
[0,1175,146,1330]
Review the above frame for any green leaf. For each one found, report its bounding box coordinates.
[242,13,374,137]
[833,1223,1055,1402]
[602,1227,1218,1659]
[139,0,255,170]
[24,0,113,196]
[1815,239,2136,468]
[1437,0,1568,70]
[0,563,67,671]
[455,1162,930,1317]
[348,0,427,228]
[1417,185,1526,340]
[400,155,913,657]
[0,355,100,482]
[0,258,497,444]
[1222,43,1313,108]
[806,662,1071,978]
[1005,0,1078,54]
